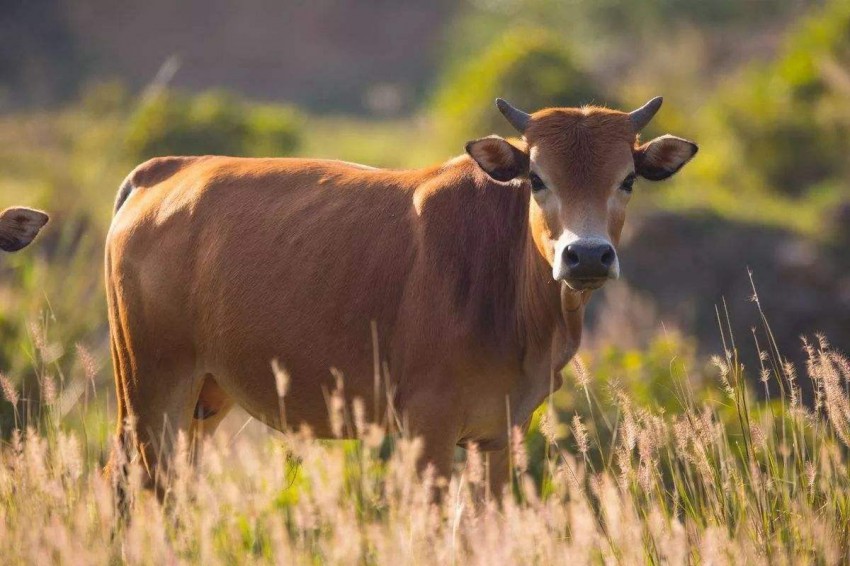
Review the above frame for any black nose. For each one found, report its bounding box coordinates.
[563,242,616,280]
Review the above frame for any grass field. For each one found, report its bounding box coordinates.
[0,296,848,563]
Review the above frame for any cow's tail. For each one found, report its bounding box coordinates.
[113,156,203,216]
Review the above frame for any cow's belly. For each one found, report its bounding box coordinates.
[197,292,392,436]
[194,290,567,447]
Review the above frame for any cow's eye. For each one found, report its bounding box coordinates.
[529,173,547,192]
[620,174,636,193]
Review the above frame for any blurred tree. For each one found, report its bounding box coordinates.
[125,89,302,161]
[431,29,609,146]
[712,0,850,197]
[440,0,812,85]
[565,0,806,36]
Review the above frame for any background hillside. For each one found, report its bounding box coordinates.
[2,0,454,112]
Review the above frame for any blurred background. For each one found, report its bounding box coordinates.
[0,0,848,445]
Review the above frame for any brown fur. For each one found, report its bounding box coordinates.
[105,104,695,496]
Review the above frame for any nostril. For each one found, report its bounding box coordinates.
[565,246,580,267]
[600,246,615,268]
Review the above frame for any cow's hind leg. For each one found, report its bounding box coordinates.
[119,358,199,499]
[105,233,205,511]
[106,282,200,500]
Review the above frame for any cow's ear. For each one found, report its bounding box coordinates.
[634,135,698,181]
[465,135,529,182]
[0,207,49,252]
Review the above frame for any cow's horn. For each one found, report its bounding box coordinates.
[496,98,531,134]
[629,96,663,132]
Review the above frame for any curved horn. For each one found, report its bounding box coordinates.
[496,98,531,134]
[629,96,663,132]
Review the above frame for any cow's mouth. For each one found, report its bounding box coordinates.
[563,277,607,292]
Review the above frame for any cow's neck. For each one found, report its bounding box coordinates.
[413,156,587,428]
[514,204,585,385]
[420,158,584,376]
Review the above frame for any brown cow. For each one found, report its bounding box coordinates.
[0,207,49,252]
[105,97,696,495]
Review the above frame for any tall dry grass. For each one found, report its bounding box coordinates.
[1,313,849,564]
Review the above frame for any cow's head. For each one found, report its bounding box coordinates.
[466,97,697,291]
[0,207,49,252]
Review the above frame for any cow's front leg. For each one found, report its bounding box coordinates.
[481,419,532,502]
[484,447,511,500]
[403,391,460,498]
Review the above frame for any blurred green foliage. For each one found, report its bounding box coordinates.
[432,29,607,146]
[126,89,302,161]
[425,0,847,235]
[576,0,804,30]
[710,0,850,197]
[523,331,714,481]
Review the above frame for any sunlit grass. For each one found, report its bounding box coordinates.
[0,300,848,563]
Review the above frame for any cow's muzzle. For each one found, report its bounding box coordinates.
[555,238,619,290]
